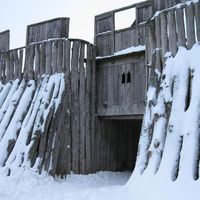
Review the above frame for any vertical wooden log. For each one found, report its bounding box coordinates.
[167,9,177,56]
[63,40,71,73]
[18,49,23,81]
[5,52,10,83]
[85,43,92,173]
[9,51,14,80]
[71,41,80,174]
[79,43,86,174]
[57,40,63,73]
[34,44,40,79]
[13,50,19,80]
[45,41,52,75]
[160,11,169,59]
[176,7,186,47]
[28,45,35,80]
[185,4,195,49]
[155,16,161,49]
[194,2,200,42]
[52,41,58,74]
[40,43,46,76]
[0,53,3,82]
[90,45,96,172]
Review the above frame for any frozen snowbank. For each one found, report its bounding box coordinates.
[0,169,131,200]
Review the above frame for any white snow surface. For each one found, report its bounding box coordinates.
[0,169,131,200]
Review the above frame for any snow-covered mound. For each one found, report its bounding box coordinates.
[0,73,65,176]
[126,43,200,200]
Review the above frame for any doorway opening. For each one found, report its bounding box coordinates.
[97,119,142,172]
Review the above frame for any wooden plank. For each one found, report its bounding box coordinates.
[0,53,3,82]
[185,4,195,49]
[194,2,200,42]
[79,43,86,174]
[0,30,10,51]
[176,7,186,47]
[167,9,177,56]
[63,40,71,73]
[85,44,92,173]
[71,41,80,174]
[5,52,10,82]
[57,40,63,73]
[34,44,40,79]
[45,41,52,75]
[28,45,35,80]
[39,43,46,76]
[13,50,19,80]
[18,49,23,81]
[155,16,161,49]
[160,11,169,59]
[9,51,14,81]
[51,41,58,74]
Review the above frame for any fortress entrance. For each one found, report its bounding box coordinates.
[95,118,142,172]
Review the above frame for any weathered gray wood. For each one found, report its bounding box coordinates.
[167,9,177,56]
[45,41,52,75]
[13,50,19,80]
[51,41,58,74]
[185,4,195,49]
[18,50,23,81]
[5,52,10,82]
[57,40,63,73]
[28,45,35,80]
[34,44,40,79]
[194,2,200,42]
[9,51,14,81]
[90,46,96,172]
[79,43,86,173]
[63,40,71,73]
[149,20,156,61]
[85,44,92,173]
[39,43,46,76]
[26,18,70,45]
[71,41,80,173]
[176,7,186,47]
[160,11,169,59]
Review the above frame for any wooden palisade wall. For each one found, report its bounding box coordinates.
[26,18,70,45]
[95,1,152,57]
[147,0,200,70]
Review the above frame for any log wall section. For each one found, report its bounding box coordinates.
[26,18,70,45]
[95,1,152,57]
[147,1,200,71]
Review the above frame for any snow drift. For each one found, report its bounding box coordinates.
[126,43,200,200]
[0,73,67,176]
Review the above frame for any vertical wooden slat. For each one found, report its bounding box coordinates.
[9,51,14,80]
[18,49,23,81]
[79,43,86,174]
[176,7,186,47]
[194,2,200,42]
[91,45,96,172]
[28,45,35,80]
[185,4,195,49]
[160,11,169,59]
[0,53,3,82]
[5,52,10,82]
[63,40,71,73]
[71,41,80,173]
[40,43,46,76]
[51,41,58,74]
[57,40,63,73]
[168,9,177,56]
[85,44,92,173]
[45,41,52,75]
[13,50,19,80]
[155,16,161,49]
[34,44,40,79]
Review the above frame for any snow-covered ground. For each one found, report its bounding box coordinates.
[0,169,131,200]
